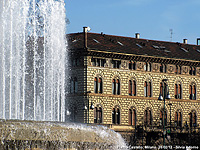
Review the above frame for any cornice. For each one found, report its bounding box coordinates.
[67,93,200,104]
[87,49,200,67]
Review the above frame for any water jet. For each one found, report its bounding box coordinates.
[0,0,128,149]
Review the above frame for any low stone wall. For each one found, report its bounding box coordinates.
[0,120,127,150]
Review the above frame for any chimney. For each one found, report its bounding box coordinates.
[135,33,140,39]
[197,38,200,45]
[183,39,187,44]
[83,27,88,48]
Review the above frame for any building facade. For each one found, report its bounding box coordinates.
[67,27,200,132]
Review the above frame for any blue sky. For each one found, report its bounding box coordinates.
[65,0,200,45]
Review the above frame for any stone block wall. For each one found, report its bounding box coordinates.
[68,56,200,127]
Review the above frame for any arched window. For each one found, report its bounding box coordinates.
[144,81,152,97]
[160,82,167,97]
[129,80,136,96]
[175,111,182,127]
[112,78,120,95]
[94,105,103,123]
[175,83,181,99]
[94,77,98,93]
[94,77,103,94]
[129,108,136,126]
[116,79,120,95]
[189,111,197,127]
[112,79,116,95]
[148,82,151,97]
[98,78,103,93]
[112,107,120,124]
[129,80,132,96]
[144,108,152,126]
[160,109,167,126]
[144,81,147,97]
[189,83,196,100]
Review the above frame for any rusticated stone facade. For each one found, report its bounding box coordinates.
[67,28,200,131]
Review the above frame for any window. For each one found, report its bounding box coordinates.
[74,78,78,93]
[69,106,77,122]
[160,109,167,126]
[160,64,167,73]
[175,83,181,99]
[91,58,105,67]
[175,111,182,127]
[189,84,196,100]
[144,108,152,126]
[94,77,103,94]
[144,81,152,97]
[94,105,103,123]
[112,60,121,69]
[189,67,196,75]
[129,80,136,96]
[160,82,167,97]
[112,79,116,95]
[70,77,78,93]
[112,78,120,95]
[189,111,197,127]
[128,108,136,126]
[112,107,120,124]
[175,65,181,74]
[144,62,151,71]
[129,61,136,70]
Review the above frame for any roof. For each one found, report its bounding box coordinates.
[67,32,200,61]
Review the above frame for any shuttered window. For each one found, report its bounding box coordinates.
[112,107,120,124]
[144,82,147,97]
[129,80,132,96]
[133,81,136,96]
[128,109,136,126]
[94,77,98,93]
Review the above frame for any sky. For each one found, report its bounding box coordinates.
[64,0,200,45]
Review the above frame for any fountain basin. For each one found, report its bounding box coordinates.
[0,120,127,149]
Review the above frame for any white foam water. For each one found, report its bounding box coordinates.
[0,0,67,121]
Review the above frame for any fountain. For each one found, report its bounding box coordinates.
[0,0,66,122]
[0,0,128,149]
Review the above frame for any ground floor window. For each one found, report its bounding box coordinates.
[144,108,152,126]
[160,109,167,126]
[128,108,136,126]
[175,111,182,127]
[94,105,102,123]
[112,107,120,124]
[189,111,197,127]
